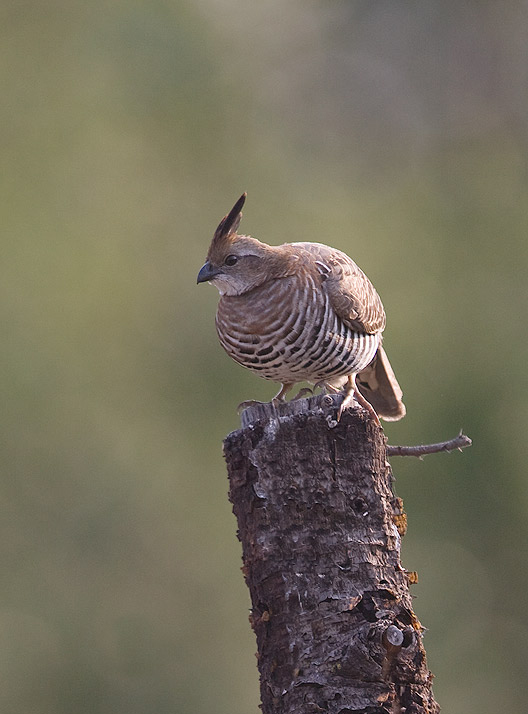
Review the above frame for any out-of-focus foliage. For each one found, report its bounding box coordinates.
[1,1,527,712]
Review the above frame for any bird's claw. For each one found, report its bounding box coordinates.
[314,380,340,395]
[336,377,381,425]
[337,393,355,421]
[292,387,313,400]
[237,395,289,412]
[237,399,267,413]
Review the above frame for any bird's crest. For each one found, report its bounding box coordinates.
[207,193,247,263]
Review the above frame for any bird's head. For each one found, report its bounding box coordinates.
[197,193,287,296]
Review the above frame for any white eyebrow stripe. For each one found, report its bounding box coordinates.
[232,250,258,258]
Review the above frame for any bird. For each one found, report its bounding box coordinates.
[197,193,405,423]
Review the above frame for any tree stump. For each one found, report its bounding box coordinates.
[224,393,440,714]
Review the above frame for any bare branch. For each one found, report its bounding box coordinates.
[387,431,472,458]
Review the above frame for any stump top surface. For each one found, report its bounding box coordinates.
[239,393,346,430]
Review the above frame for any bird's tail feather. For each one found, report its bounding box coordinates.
[356,346,406,421]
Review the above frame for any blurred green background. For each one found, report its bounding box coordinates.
[1,1,527,712]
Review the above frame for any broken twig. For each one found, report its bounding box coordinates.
[387,431,472,458]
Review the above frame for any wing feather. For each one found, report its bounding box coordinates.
[289,243,386,334]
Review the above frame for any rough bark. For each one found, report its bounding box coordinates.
[223,393,440,714]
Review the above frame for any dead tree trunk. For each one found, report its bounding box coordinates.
[223,393,440,714]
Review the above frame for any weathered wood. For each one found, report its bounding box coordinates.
[224,394,439,714]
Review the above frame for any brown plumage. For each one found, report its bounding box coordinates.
[197,193,405,422]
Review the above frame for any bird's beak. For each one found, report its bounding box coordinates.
[197,261,222,284]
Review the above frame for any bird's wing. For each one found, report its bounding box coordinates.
[292,243,386,334]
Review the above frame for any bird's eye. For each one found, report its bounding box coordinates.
[224,255,238,267]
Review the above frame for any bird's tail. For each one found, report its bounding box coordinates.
[356,346,406,421]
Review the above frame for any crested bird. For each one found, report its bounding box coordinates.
[197,193,405,423]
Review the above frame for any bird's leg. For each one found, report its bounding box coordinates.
[337,374,381,425]
[237,383,293,412]
[271,382,294,405]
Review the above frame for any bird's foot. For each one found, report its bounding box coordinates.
[337,376,381,425]
[237,399,268,413]
[352,389,381,426]
[314,380,341,395]
[237,383,294,413]
[337,392,355,421]
[292,387,313,400]
[273,383,294,402]
[237,397,287,412]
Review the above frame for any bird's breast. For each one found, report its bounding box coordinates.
[215,275,379,383]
